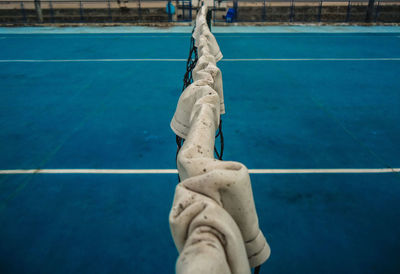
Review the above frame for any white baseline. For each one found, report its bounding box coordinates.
[0,168,399,174]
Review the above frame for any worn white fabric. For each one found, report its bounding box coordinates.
[193,5,207,32]
[194,25,223,62]
[170,184,251,274]
[174,86,271,268]
[193,8,223,62]
[170,27,225,138]
[192,54,225,114]
[170,83,219,139]
[169,5,269,273]
[192,5,207,43]
[170,81,270,271]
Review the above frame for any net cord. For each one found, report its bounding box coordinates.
[174,6,263,273]
[176,8,224,166]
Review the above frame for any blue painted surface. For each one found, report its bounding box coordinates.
[220,60,400,168]
[252,173,400,274]
[0,29,400,273]
[0,61,182,169]
[0,174,178,274]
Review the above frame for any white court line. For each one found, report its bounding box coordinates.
[216,35,400,38]
[222,58,400,61]
[0,168,399,174]
[1,58,400,63]
[249,168,400,174]
[0,59,186,63]
[0,169,178,174]
[1,35,397,39]
[0,35,190,39]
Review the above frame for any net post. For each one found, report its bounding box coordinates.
[262,0,266,21]
[183,1,185,21]
[289,0,294,22]
[374,0,380,22]
[49,0,55,23]
[168,1,172,22]
[206,8,212,30]
[107,0,112,22]
[79,0,84,22]
[233,0,238,22]
[317,0,322,23]
[346,0,351,22]
[366,0,375,22]
[20,2,27,23]
[138,0,142,22]
[34,0,43,23]
[189,0,193,21]
[212,0,215,24]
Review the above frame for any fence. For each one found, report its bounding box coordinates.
[212,0,400,23]
[0,0,180,23]
[0,0,399,24]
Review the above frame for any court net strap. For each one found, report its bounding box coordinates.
[169,4,270,274]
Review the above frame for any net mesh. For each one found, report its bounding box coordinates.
[176,8,224,162]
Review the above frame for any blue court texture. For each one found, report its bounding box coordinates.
[0,26,399,273]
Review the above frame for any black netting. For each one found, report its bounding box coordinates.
[176,8,224,163]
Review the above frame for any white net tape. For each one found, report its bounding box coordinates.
[170,5,270,273]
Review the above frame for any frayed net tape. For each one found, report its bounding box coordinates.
[171,84,220,139]
[193,55,225,114]
[194,5,207,29]
[193,21,223,62]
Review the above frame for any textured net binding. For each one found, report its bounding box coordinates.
[170,4,270,273]
[176,6,224,165]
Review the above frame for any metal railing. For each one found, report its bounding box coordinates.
[211,0,400,23]
[0,0,398,24]
[0,0,190,23]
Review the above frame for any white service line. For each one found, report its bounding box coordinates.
[248,168,400,174]
[0,169,178,174]
[1,58,400,63]
[216,35,400,38]
[0,59,186,63]
[222,58,400,61]
[0,35,189,39]
[0,168,399,175]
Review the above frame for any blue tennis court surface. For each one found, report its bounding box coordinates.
[0,26,399,273]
